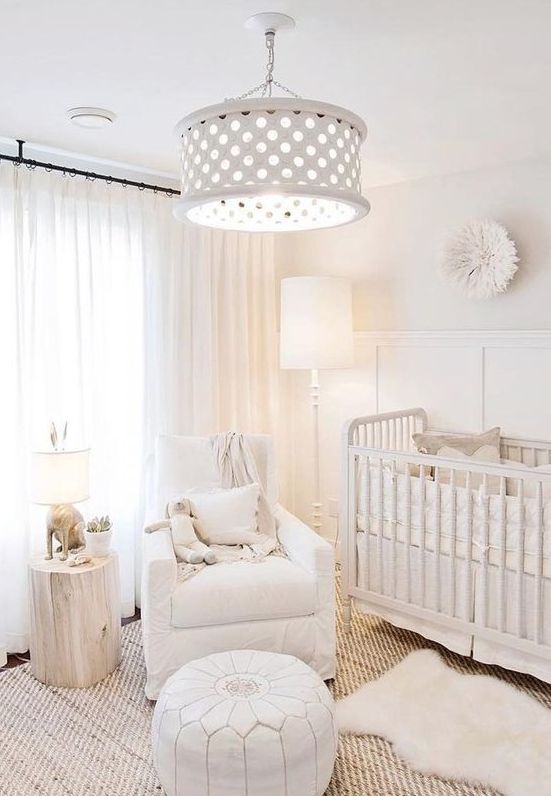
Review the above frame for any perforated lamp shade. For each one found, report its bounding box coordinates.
[173,100,370,232]
[280,276,354,370]
[31,449,90,505]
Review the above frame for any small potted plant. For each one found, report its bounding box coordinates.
[84,515,113,557]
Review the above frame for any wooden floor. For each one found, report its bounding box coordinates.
[1,608,141,671]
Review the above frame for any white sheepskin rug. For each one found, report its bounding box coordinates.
[337,650,551,796]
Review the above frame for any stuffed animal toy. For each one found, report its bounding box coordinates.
[145,498,216,565]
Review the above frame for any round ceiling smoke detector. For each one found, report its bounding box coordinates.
[173,12,370,232]
[67,107,116,129]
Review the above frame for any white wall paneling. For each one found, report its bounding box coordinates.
[284,330,551,540]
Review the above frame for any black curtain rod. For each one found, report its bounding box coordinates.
[0,140,180,197]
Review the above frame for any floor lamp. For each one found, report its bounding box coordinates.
[280,276,354,533]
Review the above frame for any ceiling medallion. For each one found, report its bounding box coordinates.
[173,12,370,232]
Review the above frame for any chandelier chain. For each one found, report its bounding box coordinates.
[271,80,300,99]
[265,31,275,96]
[226,27,301,102]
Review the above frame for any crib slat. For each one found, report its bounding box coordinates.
[465,471,473,621]
[516,480,525,638]
[498,476,507,633]
[535,481,543,645]
[405,462,412,603]
[434,467,442,613]
[364,454,370,593]
[419,464,426,608]
[449,469,457,617]
[391,458,398,598]
[480,483,490,629]
[349,453,359,592]
[377,457,384,594]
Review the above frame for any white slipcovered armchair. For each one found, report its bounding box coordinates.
[141,434,335,699]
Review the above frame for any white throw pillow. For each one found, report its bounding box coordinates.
[535,465,551,500]
[503,461,551,498]
[187,483,261,546]
[435,444,500,489]
[501,458,529,496]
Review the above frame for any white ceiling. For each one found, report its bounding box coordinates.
[2,0,551,187]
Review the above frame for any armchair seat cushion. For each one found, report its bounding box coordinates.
[171,557,317,629]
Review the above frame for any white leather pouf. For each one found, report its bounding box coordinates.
[152,649,336,796]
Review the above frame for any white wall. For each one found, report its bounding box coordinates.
[277,155,551,330]
[276,155,551,538]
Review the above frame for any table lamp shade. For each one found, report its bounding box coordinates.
[31,449,90,505]
[280,276,354,369]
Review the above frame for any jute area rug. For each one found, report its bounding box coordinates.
[1,582,551,795]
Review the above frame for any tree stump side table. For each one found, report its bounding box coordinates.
[29,553,121,688]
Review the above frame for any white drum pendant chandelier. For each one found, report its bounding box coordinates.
[173,12,370,232]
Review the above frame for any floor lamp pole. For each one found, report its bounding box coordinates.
[310,368,322,533]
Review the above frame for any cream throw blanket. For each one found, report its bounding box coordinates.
[176,432,279,582]
[211,432,277,555]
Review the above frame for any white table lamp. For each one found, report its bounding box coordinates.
[31,449,90,560]
[280,276,354,532]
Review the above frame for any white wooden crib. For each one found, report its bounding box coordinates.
[341,408,551,683]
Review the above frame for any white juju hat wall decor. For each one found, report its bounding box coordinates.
[441,219,519,299]
[173,12,370,232]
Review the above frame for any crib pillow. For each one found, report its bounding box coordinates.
[436,444,500,463]
[412,427,501,489]
[503,461,551,498]
[412,427,501,457]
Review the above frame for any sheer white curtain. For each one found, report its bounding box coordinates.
[0,163,277,665]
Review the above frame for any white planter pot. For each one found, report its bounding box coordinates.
[84,529,112,558]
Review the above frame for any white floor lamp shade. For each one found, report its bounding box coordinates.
[280,277,354,369]
[280,276,354,533]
